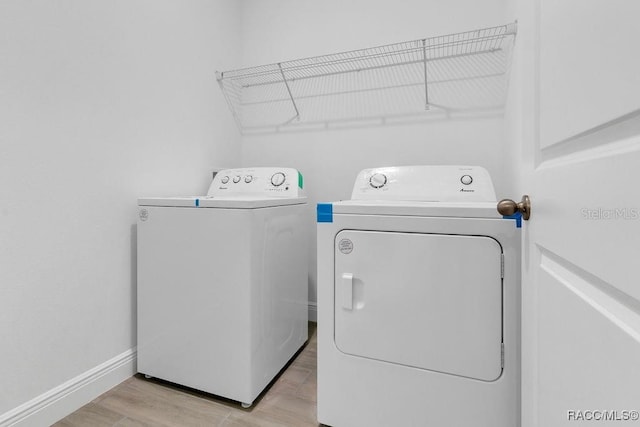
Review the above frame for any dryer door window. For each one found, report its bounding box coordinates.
[334,230,503,381]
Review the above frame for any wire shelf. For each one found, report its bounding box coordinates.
[217,22,517,134]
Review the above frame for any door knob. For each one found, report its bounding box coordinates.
[497,195,531,220]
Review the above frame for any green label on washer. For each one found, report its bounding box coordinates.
[298,171,303,189]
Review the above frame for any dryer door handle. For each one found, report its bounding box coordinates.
[342,273,354,310]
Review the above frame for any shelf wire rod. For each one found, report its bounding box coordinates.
[278,62,300,122]
[240,46,502,90]
[235,33,507,82]
[218,23,516,131]
[337,51,347,74]
[385,43,394,68]
[480,29,488,53]
[484,29,494,52]
[228,36,504,84]
[444,35,451,58]
[240,78,445,107]
[422,39,429,109]
[237,50,508,108]
[224,23,511,78]
[444,34,451,58]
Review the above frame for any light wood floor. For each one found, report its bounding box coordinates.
[54,323,319,427]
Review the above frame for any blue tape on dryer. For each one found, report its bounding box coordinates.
[503,212,522,228]
[317,203,333,223]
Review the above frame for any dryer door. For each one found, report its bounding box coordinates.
[334,230,503,381]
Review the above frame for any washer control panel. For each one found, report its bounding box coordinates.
[208,167,303,197]
[351,165,496,202]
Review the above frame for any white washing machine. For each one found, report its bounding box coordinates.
[137,167,308,408]
[317,165,521,427]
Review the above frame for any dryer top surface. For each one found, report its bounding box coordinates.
[332,200,500,218]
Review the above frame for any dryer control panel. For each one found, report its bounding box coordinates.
[351,165,496,202]
[208,167,304,197]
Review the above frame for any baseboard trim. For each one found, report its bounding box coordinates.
[0,348,136,427]
[308,302,318,322]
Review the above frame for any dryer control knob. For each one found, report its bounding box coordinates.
[244,175,253,183]
[460,175,473,185]
[271,172,286,187]
[233,175,241,183]
[221,176,229,184]
[369,173,387,189]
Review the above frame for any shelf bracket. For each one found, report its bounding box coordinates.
[422,39,430,110]
[278,63,300,122]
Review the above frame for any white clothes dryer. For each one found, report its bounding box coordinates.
[137,167,308,408]
[317,165,521,427]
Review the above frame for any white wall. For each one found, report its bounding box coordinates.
[0,0,512,420]
[0,0,241,421]
[503,0,528,198]
[239,0,509,312]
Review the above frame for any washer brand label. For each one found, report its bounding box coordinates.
[338,238,353,254]
[139,208,149,221]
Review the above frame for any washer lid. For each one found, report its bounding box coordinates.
[137,197,199,207]
[332,200,501,218]
[138,196,306,208]
[199,196,306,208]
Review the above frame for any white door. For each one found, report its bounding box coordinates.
[334,230,503,381]
[512,1,640,425]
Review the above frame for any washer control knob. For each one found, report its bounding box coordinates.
[460,175,473,185]
[271,172,286,187]
[233,175,241,183]
[244,175,253,183]
[369,173,387,189]
[221,176,229,184]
